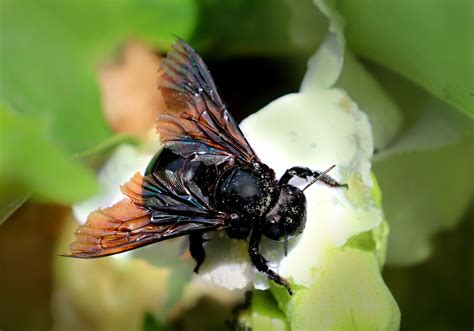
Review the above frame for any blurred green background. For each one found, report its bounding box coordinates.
[0,0,473,330]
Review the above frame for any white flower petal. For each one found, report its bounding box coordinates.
[199,234,252,290]
[300,0,345,91]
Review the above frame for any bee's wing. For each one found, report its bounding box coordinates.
[67,172,227,258]
[158,39,257,165]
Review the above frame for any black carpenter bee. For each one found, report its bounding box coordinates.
[67,39,347,294]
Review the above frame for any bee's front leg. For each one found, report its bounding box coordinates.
[248,228,292,295]
[312,170,348,189]
[279,166,313,185]
[280,166,348,189]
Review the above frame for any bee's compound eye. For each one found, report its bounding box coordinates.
[263,220,285,241]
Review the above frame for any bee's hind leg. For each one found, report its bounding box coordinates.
[189,232,207,273]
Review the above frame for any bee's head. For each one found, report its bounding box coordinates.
[263,185,307,252]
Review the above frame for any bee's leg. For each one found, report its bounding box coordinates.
[189,232,206,273]
[312,170,348,189]
[279,166,313,185]
[281,166,348,189]
[248,228,292,295]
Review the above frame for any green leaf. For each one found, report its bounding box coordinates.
[371,69,474,265]
[0,107,98,206]
[0,0,197,154]
[0,0,197,211]
[252,291,289,331]
[374,139,474,265]
[0,0,111,154]
[336,0,474,118]
[74,134,140,160]
[191,0,327,57]
[0,191,30,226]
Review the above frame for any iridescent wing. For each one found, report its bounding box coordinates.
[158,39,257,165]
[67,172,227,258]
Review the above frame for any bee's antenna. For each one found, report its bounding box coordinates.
[302,165,336,192]
[284,231,289,257]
